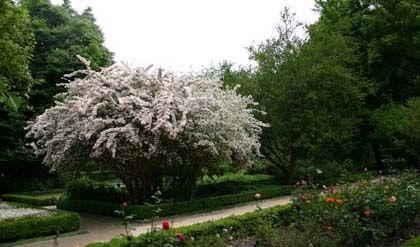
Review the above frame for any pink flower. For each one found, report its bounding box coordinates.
[254,193,261,200]
[390,196,397,203]
[162,220,171,230]
[122,201,128,207]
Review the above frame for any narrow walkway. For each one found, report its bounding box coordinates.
[19,196,291,247]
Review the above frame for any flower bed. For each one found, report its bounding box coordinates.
[0,203,80,243]
[57,185,292,219]
[86,203,293,247]
[85,173,419,247]
[1,189,64,206]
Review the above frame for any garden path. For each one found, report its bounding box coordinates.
[18,196,291,247]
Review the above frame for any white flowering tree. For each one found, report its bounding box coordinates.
[26,58,267,203]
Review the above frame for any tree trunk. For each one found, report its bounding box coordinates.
[123,176,153,205]
[371,141,383,170]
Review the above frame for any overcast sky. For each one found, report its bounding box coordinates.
[51,0,318,71]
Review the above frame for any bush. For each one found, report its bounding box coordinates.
[65,173,279,203]
[86,203,293,247]
[1,189,64,206]
[403,236,420,247]
[58,185,293,219]
[0,210,80,243]
[289,173,420,246]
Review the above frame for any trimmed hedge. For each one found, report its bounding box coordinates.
[58,185,292,219]
[65,174,278,204]
[403,236,420,247]
[1,190,63,206]
[86,203,293,247]
[0,211,80,243]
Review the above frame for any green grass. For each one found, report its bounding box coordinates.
[198,172,275,185]
[2,189,64,206]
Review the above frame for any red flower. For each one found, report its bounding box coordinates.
[326,225,334,233]
[335,199,343,206]
[326,197,335,204]
[175,232,185,241]
[122,201,128,207]
[390,196,397,203]
[363,210,371,217]
[162,220,171,230]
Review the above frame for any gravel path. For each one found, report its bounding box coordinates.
[18,196,291,247]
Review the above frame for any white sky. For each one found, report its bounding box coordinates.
[51,0,318,72]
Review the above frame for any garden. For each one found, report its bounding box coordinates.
[1,0,420,246]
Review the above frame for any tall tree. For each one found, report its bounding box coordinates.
[0,0,37,193]
[219,8,363,182]
[21,0,113,114]
[314,0,420,168]
[0,0,34,111]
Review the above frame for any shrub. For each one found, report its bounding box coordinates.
[290,173,420,246]
[0,210,79,243]
[1,189,64,206]
[58,185,293,219]
[65,174,280,204]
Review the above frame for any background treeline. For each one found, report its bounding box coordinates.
[0,0,112,193]
[1,0,420,193]
[210,0,420,182]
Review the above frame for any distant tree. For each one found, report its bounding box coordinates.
[26,61,266,203]
[0,0,38,193]
[0,0,34,111]
[218,8,363,182]
[314,0,420,168]
[21,0,113,114]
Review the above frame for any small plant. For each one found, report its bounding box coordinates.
[115,201,134,238]
[145,190,163,232]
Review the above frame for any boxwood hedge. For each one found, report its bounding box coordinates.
[0,211,80,243]
[58,185,292,219]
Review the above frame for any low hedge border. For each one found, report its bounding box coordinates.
[86,203,293,247]
[403,236,420,247]
[0,210,80,243]
[1,190,63,206]
[58,185,292,219]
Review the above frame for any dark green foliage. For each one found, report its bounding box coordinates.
[21,0,113,114]
[0,0,34,111]
[57,185,293,218]
[1,189,64,206]
[314,0,420,169]
[85,204,293,247]
[64,173,279,204]
[0,0,113,194]
[0,211,79,243]
[219,8,363,183]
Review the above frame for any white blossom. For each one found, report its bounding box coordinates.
[26,61,267,174]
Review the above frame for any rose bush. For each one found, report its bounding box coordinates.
[291,173,420,246]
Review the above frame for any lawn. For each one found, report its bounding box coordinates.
[1,189,64,206]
